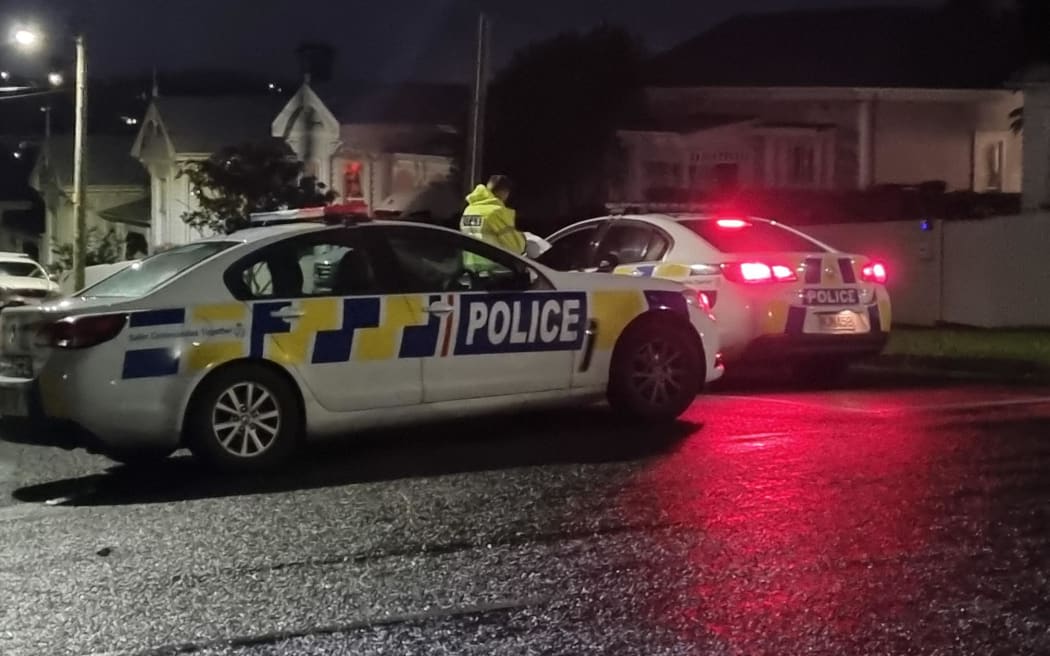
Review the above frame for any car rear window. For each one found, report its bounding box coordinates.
[681,219,827,253]
[81,241,237,298]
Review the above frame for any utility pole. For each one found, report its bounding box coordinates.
[466,12,490,193]
[72,33,87,291]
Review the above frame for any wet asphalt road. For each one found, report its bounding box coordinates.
[2,371,1050,655]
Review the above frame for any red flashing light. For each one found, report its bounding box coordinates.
[861,261,888,284]
[723,261,798,284]
[716,218,749,229]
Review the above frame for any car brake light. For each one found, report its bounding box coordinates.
[37,314,127,349]
[722,262,798,283]
[861,261,888,284]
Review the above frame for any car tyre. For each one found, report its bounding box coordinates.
[608,319,701,423]
[186,363,301,472]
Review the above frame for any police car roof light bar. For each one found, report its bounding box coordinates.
[248,204,373,227]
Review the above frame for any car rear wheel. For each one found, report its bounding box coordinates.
[608,320,701,422]
[186,364,301,471]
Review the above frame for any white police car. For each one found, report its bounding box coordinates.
[0,206,723,470]
[539,206,891,381]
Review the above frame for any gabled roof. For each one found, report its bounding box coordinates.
[150,95,287,154]
[41,134,147,188]
[649,6,1024,89]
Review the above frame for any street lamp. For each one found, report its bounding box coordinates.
[47,71,63,86]
[13,28,38,48]
[12,26,87,291]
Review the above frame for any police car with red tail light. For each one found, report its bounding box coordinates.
[538,204,891,381]
[0,205,723,470]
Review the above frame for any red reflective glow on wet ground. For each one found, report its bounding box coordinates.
[618,383,1050,651]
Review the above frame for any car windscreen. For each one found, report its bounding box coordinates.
[0,261,46,278]
[680,219,828,253]
[81,241,238,298]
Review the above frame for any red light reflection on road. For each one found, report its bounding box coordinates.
[619,404,941,647]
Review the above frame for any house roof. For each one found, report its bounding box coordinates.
[649,6,1024,89]
[313,82,469,126]
[153,95,287,154]
[45,134,147,188]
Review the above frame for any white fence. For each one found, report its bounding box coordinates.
[804,212,1050,328]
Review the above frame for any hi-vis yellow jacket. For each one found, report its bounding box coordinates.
[459,184,527,255]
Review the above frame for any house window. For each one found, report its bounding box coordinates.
[789,145,815,185]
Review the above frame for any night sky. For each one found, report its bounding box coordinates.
[2,0,942,84]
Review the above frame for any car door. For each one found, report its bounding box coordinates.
[592,220,672,276]
[226,227,422,412]
[373,224,582,404]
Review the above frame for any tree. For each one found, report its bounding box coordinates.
[49,226,125,276]
[179,139,336,234]
[484,25,646,229]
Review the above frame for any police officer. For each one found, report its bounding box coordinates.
[460,174,527,255]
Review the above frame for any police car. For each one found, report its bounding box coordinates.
[538,205,891,380]
[0,206,723,470]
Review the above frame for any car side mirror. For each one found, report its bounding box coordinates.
[596,254,619,273]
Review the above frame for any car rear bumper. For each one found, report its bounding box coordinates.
[0,374,182,454]
[739,332,889,362]
[0,380,102,451]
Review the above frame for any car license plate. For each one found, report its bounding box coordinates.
[803,288,859,306]
[0,387,27,417]
[818,312,859,333]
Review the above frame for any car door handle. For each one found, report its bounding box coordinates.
[269,307,304,319]
[426,302,453,315]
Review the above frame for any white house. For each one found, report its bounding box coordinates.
[132,83,462,247]
[131,94,288,246]
[30,134,150,265]
[618,6,1025,202]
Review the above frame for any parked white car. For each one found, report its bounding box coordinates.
[0,208,722,470]
[539,210,891,380]
[0,252,61,309]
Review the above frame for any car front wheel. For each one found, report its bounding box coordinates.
[186,363,301,471]
[608,320,702,422]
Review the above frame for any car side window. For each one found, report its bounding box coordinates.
[646,230,671,261]
[226,231,383,300]
[379,226,548,294]
[595,223,659,266]
[537,224,601,270]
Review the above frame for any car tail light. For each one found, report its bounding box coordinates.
[37,314,127,349]
[861,261,888,284]
[722,262,798,283]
